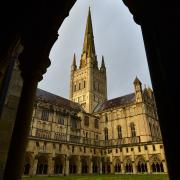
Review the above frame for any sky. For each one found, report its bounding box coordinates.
[38,0,152,100]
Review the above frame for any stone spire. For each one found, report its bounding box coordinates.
[100,56,106,70]
[80,7,97,68]
[71,53,77,71]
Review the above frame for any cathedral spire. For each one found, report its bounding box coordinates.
[100,56,106,70]
[82,7,96,55]
[71,53,77,71]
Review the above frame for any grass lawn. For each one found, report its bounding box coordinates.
[22,174,169,180]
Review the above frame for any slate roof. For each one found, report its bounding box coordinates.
[96,93,135,112]
[36,88,81,110]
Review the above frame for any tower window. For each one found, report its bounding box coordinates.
[83,81,86,88]
[94,119,99,129]
[79,83,81,90]
[105,114,108,122]
[104,128,108,140]
[117,125,122,139]
[41,110,49,121]
[84,116,89,126]
[130,122,136,137]
[74,85,76,92]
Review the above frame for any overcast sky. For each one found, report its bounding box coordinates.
[38,0,152,100]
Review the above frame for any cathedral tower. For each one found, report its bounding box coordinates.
[70,8,107,113]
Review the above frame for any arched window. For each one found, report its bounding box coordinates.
[83,81,86,88]
[104,128,108,140]
[149,122,152,136]
[41,110,49,121]
[94,119,99,129]
[105,113,108,123]
[130,123,136,137]
[84,116,89,126]
[74,84,76,92]
[117,125,122,139]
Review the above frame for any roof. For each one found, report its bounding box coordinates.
[36,88,81,110]
[95,93,135,112]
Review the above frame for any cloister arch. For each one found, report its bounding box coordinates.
[36,155,48,175]
[113,158,121,173]
[0,1,179,180]
[135,155,148,173]
[54,155,65,174]
[149,155,164,173]
[124,157,133,173]
[69,155,78,174]
[23,153,33,175]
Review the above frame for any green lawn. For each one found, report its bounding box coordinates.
[22,174,169,180]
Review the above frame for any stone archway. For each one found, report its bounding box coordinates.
[113,158,121,173]
[69,155,78,174]
[54,155,65,175]
[36,155,48,175]
[23,153,33,175]
[135,156,148,173]
[81,156,89,174]
[123,156,133,173]
[92,156,100,174]
[149,155,164,173]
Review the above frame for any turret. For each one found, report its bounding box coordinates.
[71,53,77,71]
[133,76,143,103]
[100,56,106,71]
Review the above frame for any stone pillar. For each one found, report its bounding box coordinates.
[162,161,168,173]
[132,162,136,174]
[31,157,38,176]
[146,161,151,174]
[3,45,51,180]
[110,162,114,174]
[89,157,92,174]
[65,156,69,176]
[121,163,125,174]
[48,156,54,176]
[77,156,81,175]
[99,160,102,174]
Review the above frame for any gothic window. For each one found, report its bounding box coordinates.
[71,118,77,129]
[105,113,108,123]
[79,82,81,90]
[153,144,156,151]
[84,116,89,126]
[130,122,136,137]
[83,81,86,88]
[104,128,108,140]
[149,122,152,136]
[94,119,99,129]
[117,125,122,139]
[41,110,49,121]
[74,84,76,92]
[58,115,64,125]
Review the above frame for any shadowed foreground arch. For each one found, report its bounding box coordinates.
[0,1,179,180]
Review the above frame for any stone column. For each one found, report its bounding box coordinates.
[146,161,151,174]
[162,161,168,173]
[121,163,125,174]
[64,156,69,176]
[89,157,92,174]
[48,156,54,176]
[99,159,102,174]
[3,44,52,180]
[77,156,81,175]
[132,162,136,174]
[31,157,38,176]
[110,162,114,174]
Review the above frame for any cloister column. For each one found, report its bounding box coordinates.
[99,159,102,174]
[89,157,92,174]
[77,156,81,175]
[132,162,136,174]
[48,156,54,176]
[65,156,69,176]
[146,161,151,174]
[3,32,54,180]
[162,161,168,173]
[121,163,125,174]
[31,156,38,176]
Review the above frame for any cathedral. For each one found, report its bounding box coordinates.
[24,8,167,176]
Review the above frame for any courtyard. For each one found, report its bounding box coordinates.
[22,174,169,180]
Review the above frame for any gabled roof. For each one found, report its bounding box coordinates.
[36,88,81,111]
[95,93,135,112]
